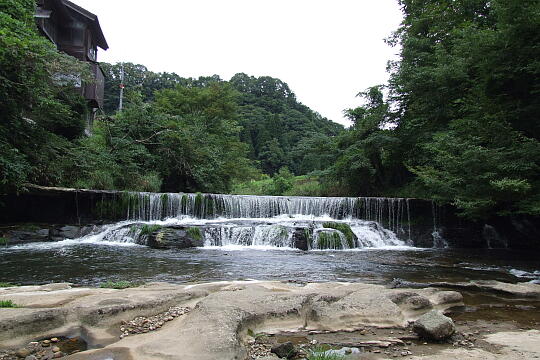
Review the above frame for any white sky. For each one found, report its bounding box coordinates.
[74,0,403,126]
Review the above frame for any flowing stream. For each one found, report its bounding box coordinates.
[88,192,413,249]
[1,192,538,286]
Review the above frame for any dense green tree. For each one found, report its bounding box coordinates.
[323,87,399,196]
[387,0,540,218]
[101,67,344,176]
[0,0,89,193]
[62,84,256,193]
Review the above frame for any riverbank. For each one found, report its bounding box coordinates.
[0,280,539,359]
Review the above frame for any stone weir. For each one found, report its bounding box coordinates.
[0,185,425,229]
[1,185,539,249]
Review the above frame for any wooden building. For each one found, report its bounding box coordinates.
[35,0,109,131]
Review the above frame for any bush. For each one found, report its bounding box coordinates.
[187,227,202,241]
[139,224,162,237]
[0,300,18,308]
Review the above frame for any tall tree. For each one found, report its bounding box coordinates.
[388,0,540,218]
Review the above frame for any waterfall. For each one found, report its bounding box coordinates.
[47,192,419,250]
[119,192,411,230]
[204,225,294,248]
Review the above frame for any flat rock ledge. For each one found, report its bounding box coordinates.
[0,280,538,360]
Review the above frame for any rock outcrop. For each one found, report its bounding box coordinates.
[413,310,455,340]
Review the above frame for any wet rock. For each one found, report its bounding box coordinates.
[413,310,455,340]
[24,356,37,360]
[292,228,310,251]
[432,291,463,305]
[389,292,432,310]
[403,295,432,310]
[388,279,428,289]
[16,348,31,358]
[146,227,204,249]
[271,342,295,359]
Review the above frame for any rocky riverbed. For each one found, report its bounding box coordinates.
[0,280,539,359]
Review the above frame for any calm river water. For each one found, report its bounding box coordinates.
[1,244,538,286]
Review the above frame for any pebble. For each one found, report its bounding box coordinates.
[24,356,37,360]
[52,346,60,353]
[120,306,190,338]
[15,349,31,358]
[50,338,59,343]
[52,352,63,358]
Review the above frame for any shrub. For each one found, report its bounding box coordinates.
[139,224,162,237]
[187,227,202,241]
[0,300,18,308]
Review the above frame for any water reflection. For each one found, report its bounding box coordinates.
[0,245,538,286]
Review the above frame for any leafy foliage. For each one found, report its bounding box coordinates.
[385,0,540,218]
[0,1,91,194]
[321,0,540,219]
[100,65,344,177]
[0,300,18,308]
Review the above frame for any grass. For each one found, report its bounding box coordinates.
[0,283,14,288]
[307,346,345,360]
[139,224,162,237]
[99,281,142,289]
[0,300,19,308]
[186,227,202,241]
[0,237,9,246]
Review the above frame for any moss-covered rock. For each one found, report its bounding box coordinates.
[146,226,205,249]
[322,222,357,248]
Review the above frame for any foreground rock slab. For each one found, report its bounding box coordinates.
[413,310,455,341]
[0,280,538,360]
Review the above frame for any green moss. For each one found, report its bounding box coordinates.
[0,300,19,308]
[316,231,343,250]
[322,222,357,248]
[204,196,215,218]
[181,194,189,214]
[0,283,14,288]
[99,281,143,289]
[0,237,8,246]
[94,192,137,220]
[187,227,202,241]
[307,346,345,360]
[21,224,41,231]
[139,224,162,237]
[194,193,203,218]
[278,225,288,238]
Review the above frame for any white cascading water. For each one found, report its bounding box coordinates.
[122,192,411,235]
[18,193,415,250]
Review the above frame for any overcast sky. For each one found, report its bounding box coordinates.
[74,0,403,125]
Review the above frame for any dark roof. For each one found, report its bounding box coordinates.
[61,0,109,50]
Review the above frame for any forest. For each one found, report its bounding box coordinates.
[1,0,539,220]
